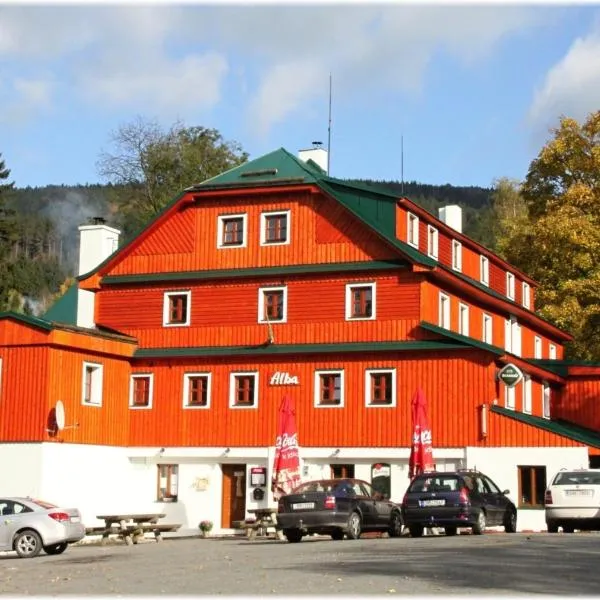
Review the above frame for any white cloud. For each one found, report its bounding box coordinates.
[528,25,600,132]
[0,76,53,125]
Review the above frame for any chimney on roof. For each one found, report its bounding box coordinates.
[298,141,328,174]
[438,205,462,234]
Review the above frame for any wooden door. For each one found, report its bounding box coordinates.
[221,464,246,528]
[330,464,355,479]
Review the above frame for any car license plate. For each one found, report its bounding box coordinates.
[419,499,445,507]
[565,489,593,496]
[292,502,315,510]
[70,516,81,523]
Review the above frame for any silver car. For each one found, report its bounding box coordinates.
[0,497,85,558]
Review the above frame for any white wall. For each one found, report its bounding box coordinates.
[0,443,44,498]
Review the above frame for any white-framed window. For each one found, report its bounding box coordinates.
[505,316,521,356]
[458,303,469,336]
[407,212,419,248]
[505,385,515,410]
[345,282,376,321]
[217,213,247,249]
[549,344,557,360]
[260,210,290,246]
[534,336,542,359]
[229,372,258,408]
[163,290,191,327]
[542,382,551,419]
[365,369,397,407]
[522,375,532,414]
[258,286,287,323]
[482,313,493,345]
[480,255,489,287]
[522,282,531,309]
[82,362,103,406]
[157,464,178,502]
[506,272,515,300]
[427,225,438,259]
[183,373,212,409]
[452,240,462,272]
[129,373,154,409]
[314,370,344,408]
[439,292,450,329]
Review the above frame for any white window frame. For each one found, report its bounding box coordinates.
[452,240,462,272]
[129,373,154,410]
[505,316,521,356]
[458,303,469,337]
[522,282,530,309]
[522,375,532,414]
[549,344,557,360]
[407,212,419,248]
[345,282,376,321]
[542,382,551,419]
[314,369,345,408]
[534,336,542,360]
[482,313,493,345]
[81,361,103,407]
[258,286,288,324]
[427,225,438,259]
[365,368,397,408]
[217,213,247,249]
[439,292,450,329]
[162,290,191,327]
[506,272,515,300]
[480,255,489,287]
[182,372,212,409]
[260,210,291,246]
[229,371,259,409]
[505,385,515,410]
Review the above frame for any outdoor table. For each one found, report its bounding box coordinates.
[247,508,284,540]
[95,513,167,545]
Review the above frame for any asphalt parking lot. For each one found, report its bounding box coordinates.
[1,532,599,595]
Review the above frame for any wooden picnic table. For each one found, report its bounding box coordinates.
[246,508,284,540]
[92,513,181,545]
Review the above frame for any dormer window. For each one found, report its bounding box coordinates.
[506,272,515,300]
[163,291,191,327]
[522,282,530,309]
[218,214,247,248]
[407,212,419,248]
[345,283,375,321]
[439,292,450,329]
[261,210,290,246]
[480,255,489,286]
[427,225,438,259]
[459,303,469,336]
[452,240,462,272]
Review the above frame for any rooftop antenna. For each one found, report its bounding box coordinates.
[401,135,404,195]
[327,73,332,175]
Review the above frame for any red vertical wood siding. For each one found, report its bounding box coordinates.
[555,377,600,432]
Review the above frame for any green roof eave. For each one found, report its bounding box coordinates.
[42,284,78,326]
[0,311,53,331]
[491,405,600,449]
[101,260,409,285]
[134,340,466,359]
[419,321,504,356]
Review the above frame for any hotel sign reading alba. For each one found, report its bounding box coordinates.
[269,371,300,385]
[497,363,524,388]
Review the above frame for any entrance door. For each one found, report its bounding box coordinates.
[331,464,354,479]
[221,464,246,528]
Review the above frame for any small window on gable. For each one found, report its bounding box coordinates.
[427,225,438,259]
[458,303,469,337]
[480,255,489,287]
[218,214,247,248]
[482,313,493,344]
[365,369,396,407]
[345,283,375,321]
[163,291,191,327]
[258,286,287,323]
[230,372,258,408]
[261,210,290,246]
[534,336,542,360]
[82,362,103,407]
[506,272,515,300]
[542,382,551,418]
[130,374,153,409]
[439,292,450,329]
[183,373,211,409]
[522,282,530,309]
[549,344,557,360]
[314,370,344,408]
[407,212,419,248]
[522,375,532,414]
[452,240,462,272]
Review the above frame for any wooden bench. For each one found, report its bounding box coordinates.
[86,523,181,544]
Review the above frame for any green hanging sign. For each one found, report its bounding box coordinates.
[497,363,524,388]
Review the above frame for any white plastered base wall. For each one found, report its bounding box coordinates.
[0,443,588,534]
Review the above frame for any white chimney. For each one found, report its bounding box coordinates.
[77,218,120,328]
[438,205,462,234]
[298,143,328,174]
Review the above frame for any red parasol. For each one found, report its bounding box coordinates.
[408,388,435,479]
[271,394,302,500]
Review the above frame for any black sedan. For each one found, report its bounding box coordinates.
[277,478,403,543]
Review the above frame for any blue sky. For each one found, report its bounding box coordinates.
[1,4,599,189]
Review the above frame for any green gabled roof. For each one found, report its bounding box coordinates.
[419,321,504,355]
[134,340,466,359]
[530,359,600,377]
[43,284,78,326]
[0,311,53,332]
[102,260,408,286]
[491,405,600,449]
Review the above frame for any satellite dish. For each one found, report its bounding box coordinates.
[55,400,66,431]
